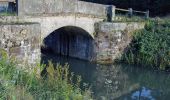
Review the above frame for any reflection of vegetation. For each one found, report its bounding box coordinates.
[121,19,170,70]
[92,64,140,100]
[118,65,170,100]
[123,65,170,92]
[91,64,170,99]
[0,55,92,99]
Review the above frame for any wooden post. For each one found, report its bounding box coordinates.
[128,8,133,18]
[145,10,149,19]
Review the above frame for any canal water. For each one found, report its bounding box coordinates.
[41,53,170,100]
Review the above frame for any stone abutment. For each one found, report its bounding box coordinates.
[0,16,144,67]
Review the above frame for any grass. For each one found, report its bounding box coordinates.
[0,53,92,100]
[0,12,16,16]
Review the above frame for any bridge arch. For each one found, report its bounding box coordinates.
[41,26,95,61]
[34,16,102,40]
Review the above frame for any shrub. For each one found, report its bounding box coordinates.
[121,19,170,70]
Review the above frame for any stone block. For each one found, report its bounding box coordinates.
[9,47,21,56]
[77,1,107,18]
[63,0,77,13]
[18,0,45,16]
[44,0,63,13]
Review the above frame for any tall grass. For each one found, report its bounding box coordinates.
[0,53,92,100]
[121,19,170,70]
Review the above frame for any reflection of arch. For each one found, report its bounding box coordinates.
[41,26,95,61]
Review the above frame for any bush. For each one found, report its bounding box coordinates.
[121,19,170,70]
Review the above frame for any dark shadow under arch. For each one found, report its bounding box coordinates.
[41,26,95,61]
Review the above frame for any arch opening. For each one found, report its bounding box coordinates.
[41,26,95,61]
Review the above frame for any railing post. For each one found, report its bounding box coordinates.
[106,5,113,22]
[128,8,133,18]
[145,10,149,19]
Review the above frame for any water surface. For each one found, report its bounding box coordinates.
[41,53,170,100]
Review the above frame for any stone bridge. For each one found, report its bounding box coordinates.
[0,0,144,66]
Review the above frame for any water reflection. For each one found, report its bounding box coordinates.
[41,53,170,100]
[131,87,155,100]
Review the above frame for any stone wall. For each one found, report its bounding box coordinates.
[0,16,103,40]
[17,0,115,19]
[0,23,41,66]
[94,22,145,63]
[0,15,145,65]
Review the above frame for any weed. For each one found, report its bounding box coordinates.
[0,53,92,100]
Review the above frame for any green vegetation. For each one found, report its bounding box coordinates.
[0,55,92,100]
[0,12,16,16]
[114,15,146,22]
[121,19,170,70]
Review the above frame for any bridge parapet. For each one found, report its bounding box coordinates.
[17,0,115,19]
